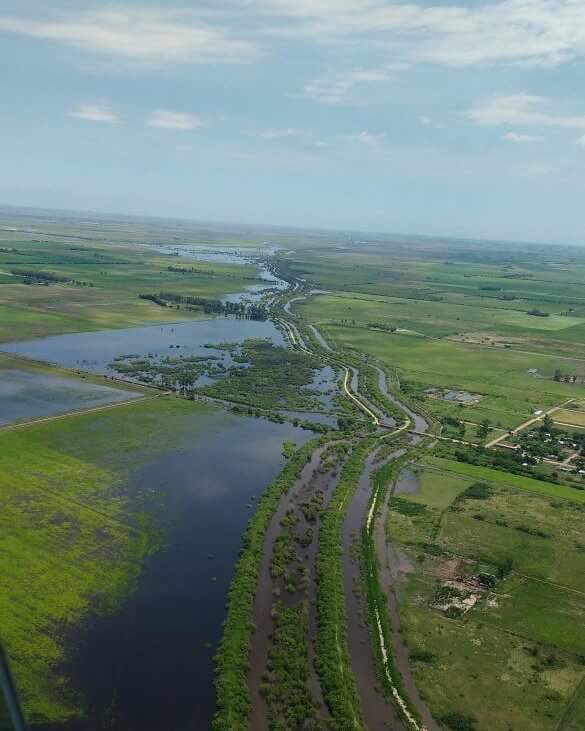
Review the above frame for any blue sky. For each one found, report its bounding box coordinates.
[1,1,585,244]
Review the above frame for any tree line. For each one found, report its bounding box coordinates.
[138,292,268,320]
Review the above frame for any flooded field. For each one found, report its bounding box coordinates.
[29,405,312,731]
[0,369,141,425]
[156,243,288,305]
[1,319,285,377]
[305,365,338,410]
[395,467,421,495]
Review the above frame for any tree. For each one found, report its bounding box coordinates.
[553,368,563,382]
[497,557,513,579]
[541,413,554,433]
[477,419,490,439]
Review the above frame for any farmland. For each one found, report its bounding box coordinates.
[0,235,261,342]
[2,210,585,731]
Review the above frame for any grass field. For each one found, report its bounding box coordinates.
[314,324,585,431]
[423,457,585,503]
[386,461,585,730]
[0,238,260,342]
[553,409,585,428]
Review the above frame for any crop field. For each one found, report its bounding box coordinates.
[386,462,585,730]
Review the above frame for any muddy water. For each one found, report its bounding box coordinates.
[247,446,325,730]
[341,366,435,730]
[372,372,439,731]
[343,450,406,731]
[247,440,345,729]
[376,367,427,435]
[39,412,313,731]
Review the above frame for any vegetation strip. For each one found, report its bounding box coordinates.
[212,437,322,731]
[363,454,426,729]
[315,437,375,730]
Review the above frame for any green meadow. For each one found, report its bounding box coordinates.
[0,238,259,342]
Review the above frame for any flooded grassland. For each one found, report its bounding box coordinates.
[0,395,313,731]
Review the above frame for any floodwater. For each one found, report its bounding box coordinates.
[276,410,338,428]
[155,244,288,304]
[40,410,313,731]
[1,319,285,377]
[305,365,338,410]
[395,468,421,495]
[0,370,141,425]
[155,244,259,265]
[309,324,332,352]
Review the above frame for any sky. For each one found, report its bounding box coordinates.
[1,1,585,245]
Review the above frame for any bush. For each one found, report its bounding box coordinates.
[440,712,477,730]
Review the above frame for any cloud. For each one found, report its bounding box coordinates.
[259,128,298,139]
[348,131,386,145]
[501,131,544,143]
[6,2,585,71]
[419,116,433,126]
[578,135,585,147]
[256,0,585,68]
[302,65,404,104]
[466,94,585,129]
[147,110,204,130]
[0,9,257,65]
[68,104,117,123]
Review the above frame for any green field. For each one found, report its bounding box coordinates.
[386,462,585,730]
[0,238,259,342]
[4,214,585,729]
[423,457,585,503]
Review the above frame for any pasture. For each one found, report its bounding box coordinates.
[386,462,585,730]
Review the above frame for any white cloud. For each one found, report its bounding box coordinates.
[0,9,257,65]
[69,104,117,123]
[501,131,544,143]
[348,131,386,145]
[147,110,204,130]
[419,116,433,126]
[302,65,404,104]
[256,0,585,68]
[259,128,298,139]
[466,94,585,129]
[578,135,585,147]
[6,2,585,72]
